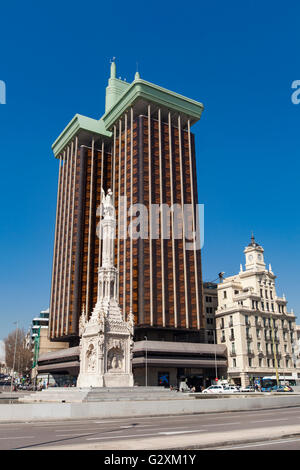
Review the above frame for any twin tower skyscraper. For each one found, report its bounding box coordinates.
[49,60,205,348]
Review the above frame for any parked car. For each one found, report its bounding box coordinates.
[202,385,225,394]
[261,384,293,392]
[240,385,255,392]
[275,385,294,392]
[261,386,272,392]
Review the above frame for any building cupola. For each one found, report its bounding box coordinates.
[243,233,266,271]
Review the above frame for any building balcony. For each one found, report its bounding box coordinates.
[221,337,226,343]
[247,349,254,356]
[246,334,252,341]
[229,335,235,341]
[230,350,237,357]
[255,321,262,328]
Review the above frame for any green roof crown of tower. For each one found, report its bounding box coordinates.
[52,59,204,158]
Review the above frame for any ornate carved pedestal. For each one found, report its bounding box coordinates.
[76,302,134,388]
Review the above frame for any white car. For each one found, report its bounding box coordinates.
[202,385,225,394]
[239,385,255,393]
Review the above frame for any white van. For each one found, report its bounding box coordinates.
[222,385,240,393]
[202,384,240,394]
[202,385,224,394]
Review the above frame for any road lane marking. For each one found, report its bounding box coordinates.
[30,420,106,427]
[119,425,153,429]
[87,429,209,440]
[202,422,241,427]
[30,421,95,427]
[92,418,166,424]
[0,429,20,431]
[159,430,207,435]
[250,418,289,424]
[55,429,100,433]
[55,424,155,435]
[56,433,95,437]
[93,418,178,424]
[0,436,35,440]
[87,433,158,441]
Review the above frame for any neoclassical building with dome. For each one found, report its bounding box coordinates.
[216,235,297,388]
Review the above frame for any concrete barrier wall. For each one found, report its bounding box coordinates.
[1,395,300,422]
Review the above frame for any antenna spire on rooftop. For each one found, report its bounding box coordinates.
[135,61,140,80]
[110,57,116,79]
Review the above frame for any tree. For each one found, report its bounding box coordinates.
[4,328,33,376]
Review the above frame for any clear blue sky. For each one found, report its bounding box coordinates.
[0,1,299,340]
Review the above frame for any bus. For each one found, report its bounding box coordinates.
[261,376,298,390]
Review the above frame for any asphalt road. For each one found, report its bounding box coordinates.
[1,405,300,450]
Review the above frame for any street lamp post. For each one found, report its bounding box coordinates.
[10,321,18,394]
[271,315,280,387]
[213,330,218,382]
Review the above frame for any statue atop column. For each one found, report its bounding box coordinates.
[101,187,114,217]
[77,189,134,388]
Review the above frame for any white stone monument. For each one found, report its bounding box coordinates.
[77,188,134,388]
